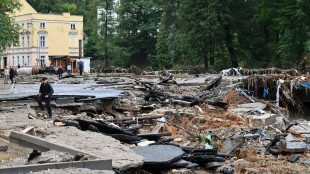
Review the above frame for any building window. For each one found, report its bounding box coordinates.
[17,56,20,66]
[27,56,30,66]
[40,22,46,29]
[40,36,46,47]
[27,36,30,47]
[27,23,30,29]
[40,56,45,67]
[71,24,76,30]
[21,23,24,29]
[22,56,25,66]
[12,56,15,66]
[22,37,25,47]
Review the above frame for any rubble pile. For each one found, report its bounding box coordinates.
[0,70,309,173]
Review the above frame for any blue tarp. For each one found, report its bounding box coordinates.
[300,83,310,89]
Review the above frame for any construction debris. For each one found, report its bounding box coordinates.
[0,69,309,173]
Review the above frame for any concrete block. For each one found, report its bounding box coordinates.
[247,114,276,127]
[46,142,80,155]
[10,131,22,140]
[84,159,112,170]
[20,133,48,148]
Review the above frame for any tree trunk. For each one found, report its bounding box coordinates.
[204,56,208,72]
[224,25,238,68]
[210,37,215,66]
[104,0,109,68]
[208,36,215,66]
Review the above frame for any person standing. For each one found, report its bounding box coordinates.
[301,56,308,74]
[79,62,83,75]
[9,67,15,84]
[37,77,54,119]
[67,64,72,75]
[4,66,10,84]
[58,65,64,80]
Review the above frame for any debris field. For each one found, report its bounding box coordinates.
[0,69,310,174]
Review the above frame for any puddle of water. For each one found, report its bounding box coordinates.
[0,152,16,160]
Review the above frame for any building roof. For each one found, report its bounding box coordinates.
[11,0,37,17]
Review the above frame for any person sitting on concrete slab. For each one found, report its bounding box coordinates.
[37,77,54,119]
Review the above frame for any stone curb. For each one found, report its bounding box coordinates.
[9,131,113,172]
[0,159,112,174]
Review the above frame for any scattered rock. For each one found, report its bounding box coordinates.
[205,162,225,169]
[287,155,300,163]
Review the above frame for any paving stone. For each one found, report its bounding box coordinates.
[133,145,185,165]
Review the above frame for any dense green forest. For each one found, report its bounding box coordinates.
[26,0,310,72]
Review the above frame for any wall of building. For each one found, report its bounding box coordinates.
[2,3,84,69]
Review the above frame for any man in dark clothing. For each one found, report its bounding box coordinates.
[79,62,83,75]
[37,77,54,119]
[9,67,15,84]
[58,65,64,80]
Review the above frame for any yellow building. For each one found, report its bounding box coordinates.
[1,0,84,69]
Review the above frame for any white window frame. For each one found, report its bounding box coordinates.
[71,24,76,30]
[40,22,46,29]
[40,36,46,47]
[27,36,30,47]
[27,56,30,66]
[22,37,25,47]
[27,23,30,29]
[12,56,15,66]
[40,56,46,67]
[21,23,24,29]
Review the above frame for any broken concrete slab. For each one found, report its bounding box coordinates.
[0,83,125,101]
[281,141,307,153]
[220,138,242,154]
[133,145,185,166]
[246,113,277,127]
[237,102,267,109]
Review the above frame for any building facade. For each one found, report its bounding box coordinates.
[1,0,84,69]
